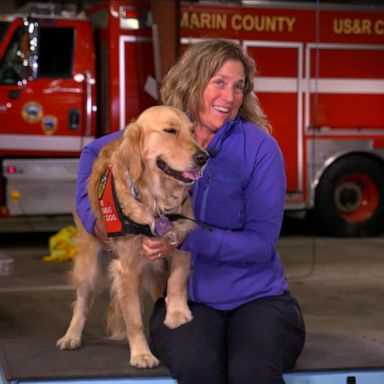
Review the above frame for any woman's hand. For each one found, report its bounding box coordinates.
[94,218,112,246]
[142,236,171,262]
[142,230,188,262]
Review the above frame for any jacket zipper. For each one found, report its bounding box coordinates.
[189,174,211,302]
[199,175,211,223]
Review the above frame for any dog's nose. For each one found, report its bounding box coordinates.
[193,150,209,166]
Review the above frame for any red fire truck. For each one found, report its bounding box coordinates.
[0,0,383,237]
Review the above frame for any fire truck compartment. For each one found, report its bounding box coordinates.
[2,158,78,215]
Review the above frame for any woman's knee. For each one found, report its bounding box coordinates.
[171,352,226,384]
[149,299,227,383]
[228,359,285,384]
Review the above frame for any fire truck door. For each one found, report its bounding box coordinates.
[244,42,304,198]
[0,24,85,154]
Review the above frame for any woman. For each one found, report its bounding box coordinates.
[76,39,305,383]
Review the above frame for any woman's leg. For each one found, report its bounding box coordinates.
[227,292,305,384]
[150,298,227,384]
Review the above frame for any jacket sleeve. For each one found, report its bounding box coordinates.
[182,137,286,264]
[75,144,99,234]
[75,131,123,234]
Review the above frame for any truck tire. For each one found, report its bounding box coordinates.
[314,155,384,237]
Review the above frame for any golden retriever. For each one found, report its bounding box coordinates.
[57,106,208,368]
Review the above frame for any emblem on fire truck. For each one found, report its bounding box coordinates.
[42,115,58,136]
[21,102,43,124]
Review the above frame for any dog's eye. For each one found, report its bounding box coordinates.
[163,128,177,134]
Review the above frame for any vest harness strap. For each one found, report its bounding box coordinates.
[97,165,196,238]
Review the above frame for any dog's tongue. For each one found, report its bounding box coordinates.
[181,169,201,181]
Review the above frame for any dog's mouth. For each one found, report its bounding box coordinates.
[156,158,203,184]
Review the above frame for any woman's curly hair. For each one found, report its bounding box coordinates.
[160,39,271,133]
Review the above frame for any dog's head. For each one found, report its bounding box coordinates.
[115,106,208,186]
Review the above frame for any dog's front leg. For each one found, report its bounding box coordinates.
[56,283,93,350]
[57,236,105,350]
[164,250,193,329]
[111,243,159,368]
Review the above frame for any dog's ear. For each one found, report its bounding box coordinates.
[115,122,143,181]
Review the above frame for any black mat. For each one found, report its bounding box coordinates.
[1,332,384,381]
[0,338,172,381]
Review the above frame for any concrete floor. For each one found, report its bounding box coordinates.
[280,235,384,343]
[1,220,384,346]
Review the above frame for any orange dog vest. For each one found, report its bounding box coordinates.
[97,165,127,236]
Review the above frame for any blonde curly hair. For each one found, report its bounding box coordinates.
[160,39,271,133]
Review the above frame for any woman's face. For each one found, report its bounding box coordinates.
[198,59,245,133]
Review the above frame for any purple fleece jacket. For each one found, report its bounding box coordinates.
[75,116,288,310]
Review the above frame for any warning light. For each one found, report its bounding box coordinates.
[7,166,16,174]
[123,9,139,18]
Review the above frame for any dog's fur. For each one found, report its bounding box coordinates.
[57,106,208,368]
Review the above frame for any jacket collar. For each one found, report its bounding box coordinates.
[206,114,241,158]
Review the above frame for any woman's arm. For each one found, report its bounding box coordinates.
[75,131,123,234]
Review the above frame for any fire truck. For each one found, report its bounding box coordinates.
[0,0,383,237]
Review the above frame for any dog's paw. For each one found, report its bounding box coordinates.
[56,336,82,350]
[130,353,160,368]
[164,308,193,329]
